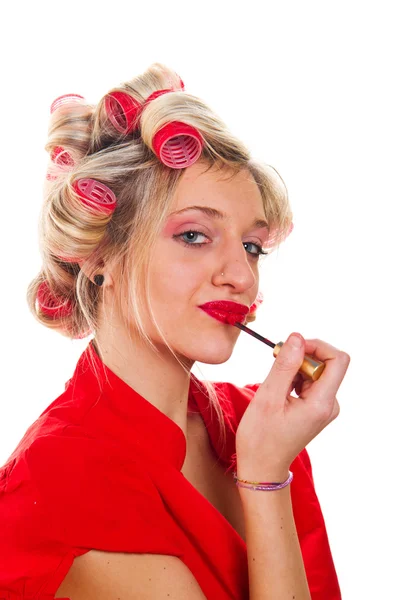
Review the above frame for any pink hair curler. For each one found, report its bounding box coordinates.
[37,281,73,318]
[51,146,74,167]
[152,121,203,169]
[104,91,142,134]
[248,290,264,314]
[50,94,85,114]
[72,178,117,214]
[46,147,74,181]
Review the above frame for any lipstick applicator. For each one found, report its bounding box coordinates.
[234,322,325,381]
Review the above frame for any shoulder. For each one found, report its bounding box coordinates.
[23,434,169,543]
[4,378,95,469]
[0,433,182,593]
[2,419,173,540]
[26,434,182,557]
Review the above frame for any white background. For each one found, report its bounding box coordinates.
[1,1,399,597]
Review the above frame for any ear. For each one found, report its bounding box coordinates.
[79,257,116,288]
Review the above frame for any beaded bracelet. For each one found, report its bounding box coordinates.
[233,470,293,491]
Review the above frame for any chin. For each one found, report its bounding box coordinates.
[186,339,237,365]
[198,354,233,365]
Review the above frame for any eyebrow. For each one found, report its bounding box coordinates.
[167,205,269,230]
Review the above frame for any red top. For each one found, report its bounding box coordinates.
[0,341,341,599]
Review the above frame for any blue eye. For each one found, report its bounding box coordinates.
[243,241,269,258]
[175,230,208,247]
[173,230,269,259]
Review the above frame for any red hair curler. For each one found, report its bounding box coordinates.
[143,88,174,107]
[152,121,204,169]
[105,87,183,135]
[37,281,73,319]
[104,92,142,134]
[50,94,85,114]
[104,76,203,169]
[105,89,174,135]
[72,179,117,214]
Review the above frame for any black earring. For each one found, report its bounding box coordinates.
[94,274,104,287]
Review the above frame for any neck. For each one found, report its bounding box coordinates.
[93,318,195,439]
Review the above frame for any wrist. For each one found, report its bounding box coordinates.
[237,481,292,506]
[235,471,290,483]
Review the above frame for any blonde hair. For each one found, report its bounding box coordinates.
[27,62,293,452]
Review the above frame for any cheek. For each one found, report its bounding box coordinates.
[149,253,205,308]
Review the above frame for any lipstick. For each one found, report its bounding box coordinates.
[199,301,249,325]
[234,322,325,381]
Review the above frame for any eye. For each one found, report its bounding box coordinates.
[172,229,269,259]
[173,230,209,248]
[173,230,269,259]
[243,242,269,258]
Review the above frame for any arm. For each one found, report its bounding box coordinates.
[234,334,349,599]
[55,550,207,599]
[239,480,311,600]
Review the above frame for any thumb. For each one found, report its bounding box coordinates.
[261,333,305,401]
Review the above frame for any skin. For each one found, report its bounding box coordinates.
[92,160,270,440]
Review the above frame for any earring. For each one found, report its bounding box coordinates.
[94,274,104,286]
[221,272,224,276]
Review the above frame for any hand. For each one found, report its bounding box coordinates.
[235,333,351,480]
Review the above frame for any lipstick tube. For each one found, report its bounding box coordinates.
[272,342,325,381]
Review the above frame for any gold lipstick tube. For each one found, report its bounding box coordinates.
[272,342,326,381]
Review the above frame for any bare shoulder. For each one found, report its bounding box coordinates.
[55,549,207,599]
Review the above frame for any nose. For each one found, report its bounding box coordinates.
[212,238,257,292]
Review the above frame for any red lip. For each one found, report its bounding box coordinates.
[198,301,249,325]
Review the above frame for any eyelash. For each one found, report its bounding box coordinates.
[173,230,269,259]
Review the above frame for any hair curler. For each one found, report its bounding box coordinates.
[152,121,204,169]
[72,179,117,215]
[37,281,73,318]
[51,146,74,166]
[50,94,85,114]
[104,91,142,134]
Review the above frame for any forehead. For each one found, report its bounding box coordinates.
[171,161,263,214]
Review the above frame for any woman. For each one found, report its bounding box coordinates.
[0,63,350,599]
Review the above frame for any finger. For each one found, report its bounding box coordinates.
[304,338,350,363]
[301,339,351,401]
[258,333,306,403]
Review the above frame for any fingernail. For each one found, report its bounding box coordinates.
[288,333,303,349]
